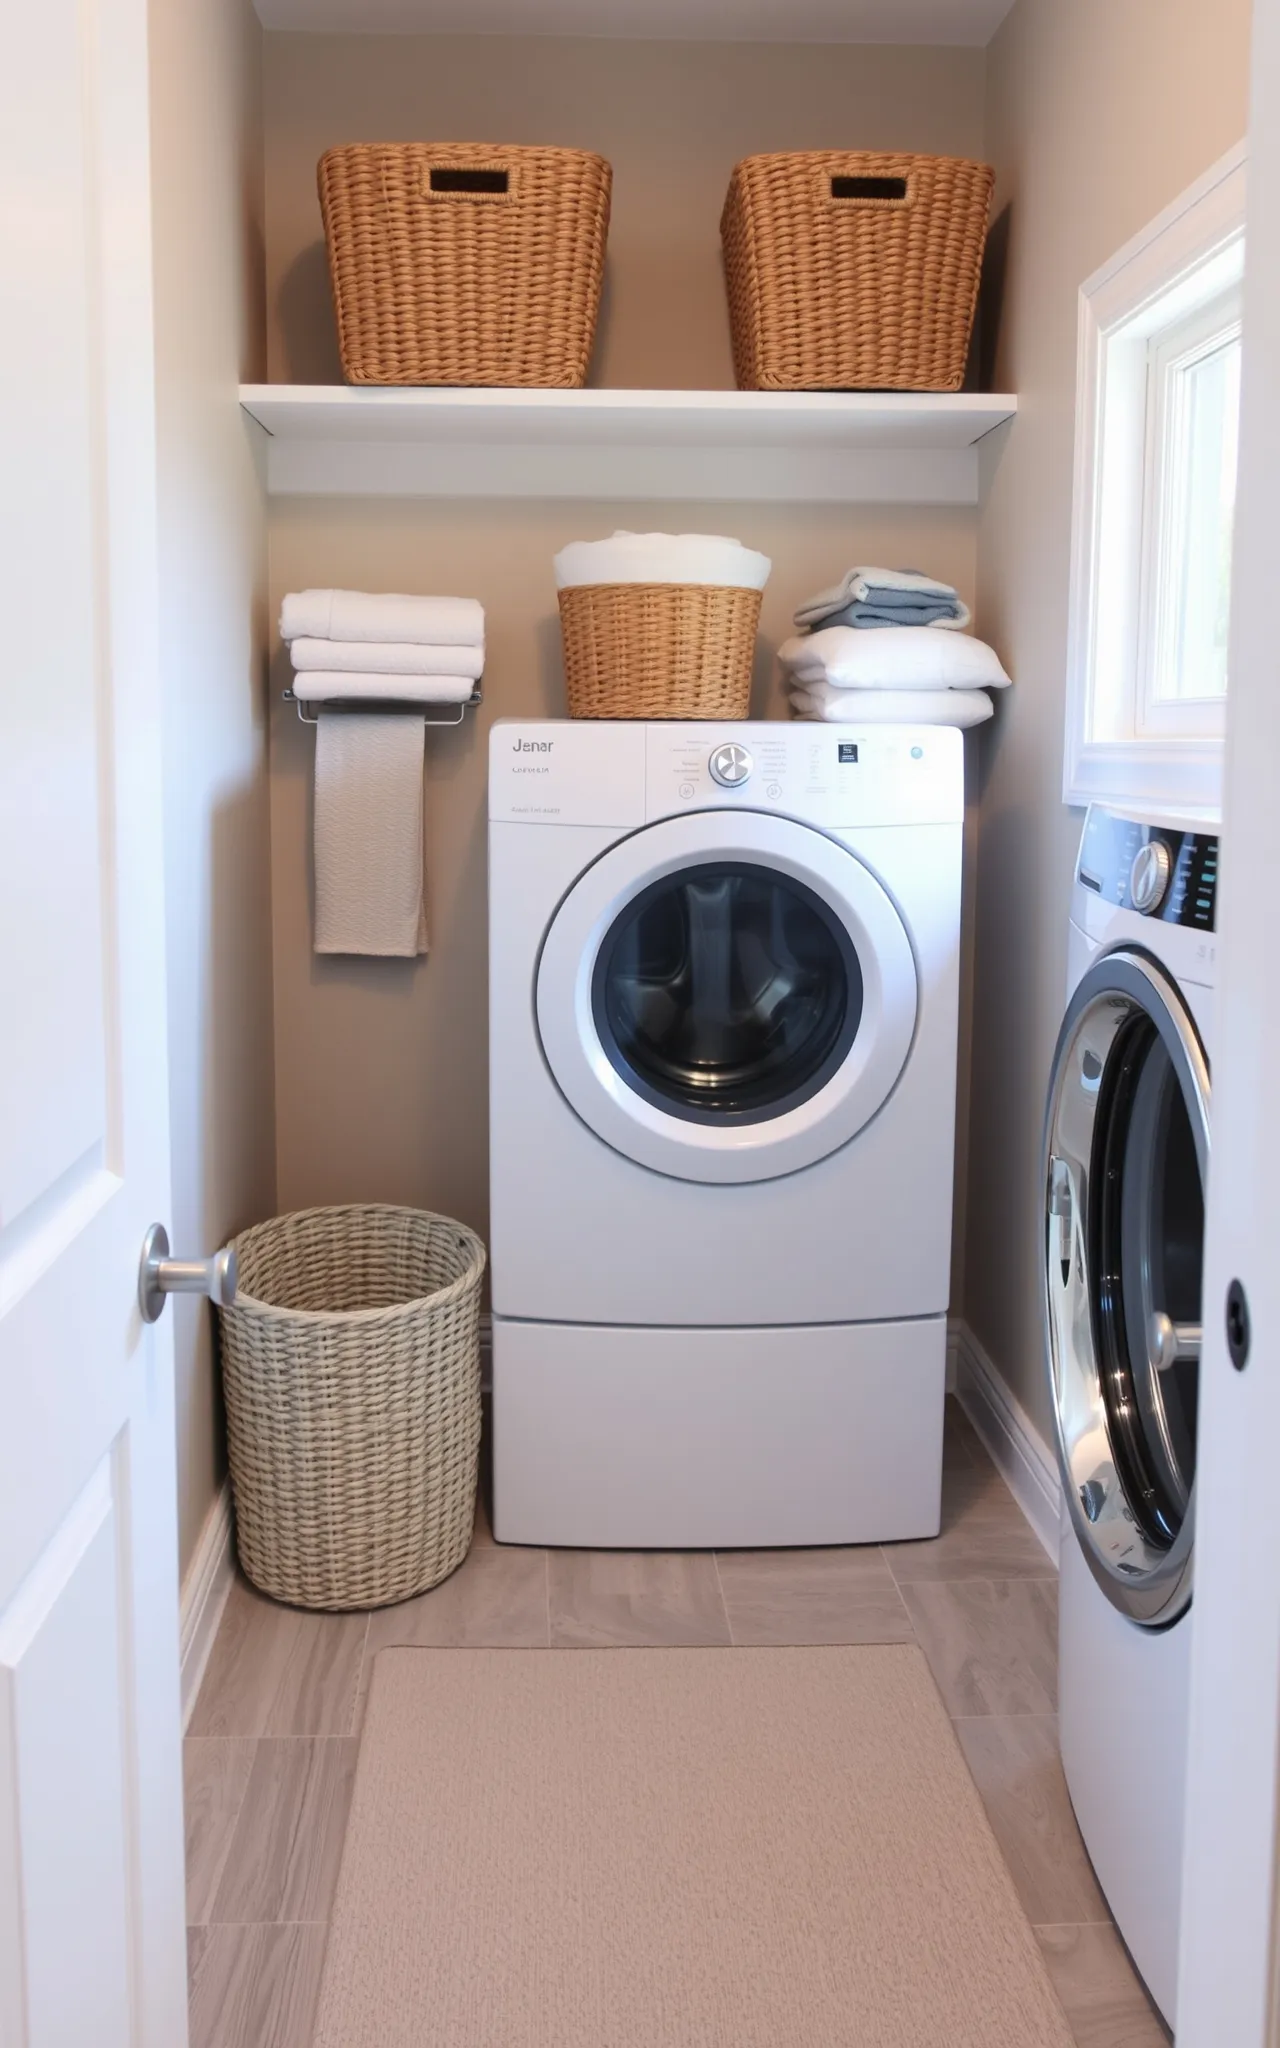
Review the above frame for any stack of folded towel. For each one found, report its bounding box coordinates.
[795,567,971,634]
[280,587,485,705]
[781,567,1009,728]
[279,588,485,960]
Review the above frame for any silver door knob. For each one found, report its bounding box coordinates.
[138,1223,238,1324]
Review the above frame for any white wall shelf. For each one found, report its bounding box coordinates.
[239,385,1017,504]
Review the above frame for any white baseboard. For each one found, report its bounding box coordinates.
[179,1481,235,1730]
[948,1319,1062,1561]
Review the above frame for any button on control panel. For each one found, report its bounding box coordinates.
[709,742,753,788]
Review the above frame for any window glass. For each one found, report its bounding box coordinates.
[1150,325,1241,707]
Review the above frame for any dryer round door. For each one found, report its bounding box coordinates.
[1042,947,1209,1627]
[535,809,919,1184]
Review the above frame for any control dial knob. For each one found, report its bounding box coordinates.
[1129,839,1173,915]
[709,742,753,788]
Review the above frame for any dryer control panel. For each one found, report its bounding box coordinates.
[1077,807,1220,932]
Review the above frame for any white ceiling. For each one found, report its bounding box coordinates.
[254,0,1016,48]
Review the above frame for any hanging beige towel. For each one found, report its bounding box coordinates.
[313,712,428,957]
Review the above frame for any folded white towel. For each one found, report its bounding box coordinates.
[291,638,485,680]
[292,671,476,705]
[789,683,995,728]
[554,531,771,592]
[281,589,485,647]
[780,625,1010,691]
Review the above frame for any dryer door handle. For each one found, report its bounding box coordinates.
[1048,1154,1074,1285]
[1148,1312,1202,1375]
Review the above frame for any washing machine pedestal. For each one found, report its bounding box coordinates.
[492,1315,946,1550]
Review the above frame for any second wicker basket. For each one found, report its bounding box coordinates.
[721,150,994,392]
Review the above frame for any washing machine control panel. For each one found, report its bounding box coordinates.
[1078,807,1219,930]
[646,724,963,827]
[488,721,965,828]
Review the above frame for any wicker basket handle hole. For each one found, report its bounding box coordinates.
[428,166,510,197]
[830,174,909,203]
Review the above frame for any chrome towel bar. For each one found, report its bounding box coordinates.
[282,684,482,728]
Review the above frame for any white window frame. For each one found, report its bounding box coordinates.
[1064,142,1246,814]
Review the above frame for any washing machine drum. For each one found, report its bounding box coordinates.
[535,810,919,1185]
[1043,947,1210,1626]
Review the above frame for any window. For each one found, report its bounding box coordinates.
[1065,145,1245,812]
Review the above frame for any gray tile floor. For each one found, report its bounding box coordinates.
[185,1401,1171,2047]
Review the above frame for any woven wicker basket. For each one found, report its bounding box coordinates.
[559,582,761,719]
[218,1205,485,1611]
[721,151,994,392]
[317,142,612,387]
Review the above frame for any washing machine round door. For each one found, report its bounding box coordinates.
[1042,947,1209,1626]
[535,809,918,1184]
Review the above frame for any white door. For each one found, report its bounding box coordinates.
[1176,0,1280,2037]
[0,1,189,2044]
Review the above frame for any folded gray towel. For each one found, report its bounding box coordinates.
[795,566,970,633]
[817,596,968,630]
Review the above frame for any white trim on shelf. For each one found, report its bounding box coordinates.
[948,1318,1061,1562]
[1063,141,1245,814]
[179,1481,235,1730]
[239,384,1017,504]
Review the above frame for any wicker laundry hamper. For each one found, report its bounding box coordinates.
[559,582,761,719]
[318,142,612,386]
[217,1205,485,1611]
[721,151,994,391]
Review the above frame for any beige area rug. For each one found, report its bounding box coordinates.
[315,1645,1075,2048]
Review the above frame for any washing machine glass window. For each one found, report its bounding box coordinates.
[1043,948,1209,1626]
[592,861,864,1125]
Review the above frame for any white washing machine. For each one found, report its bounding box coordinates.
[1042,803,1218,2027]
[488,718,964,1550]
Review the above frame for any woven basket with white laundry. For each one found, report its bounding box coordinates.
[217,1204,485,1611]
[555,532,771,720]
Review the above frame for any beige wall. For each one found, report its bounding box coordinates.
[966,0,1251,1438]
[262,32,989,1287]
[150,0,277,1576]
[269,501,977,1275]
[262,33,986,388]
